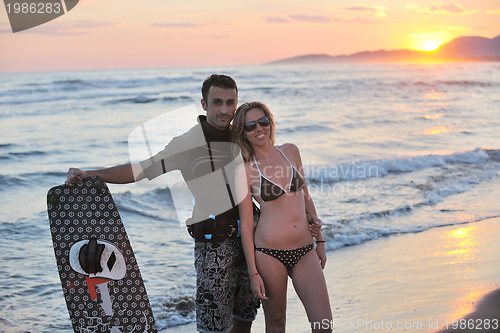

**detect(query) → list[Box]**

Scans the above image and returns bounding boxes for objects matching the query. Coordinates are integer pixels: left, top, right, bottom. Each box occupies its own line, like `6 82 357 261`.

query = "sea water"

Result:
0 63 499 331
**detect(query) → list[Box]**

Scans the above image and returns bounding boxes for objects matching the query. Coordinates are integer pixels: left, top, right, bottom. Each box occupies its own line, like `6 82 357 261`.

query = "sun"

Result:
424 41 439 52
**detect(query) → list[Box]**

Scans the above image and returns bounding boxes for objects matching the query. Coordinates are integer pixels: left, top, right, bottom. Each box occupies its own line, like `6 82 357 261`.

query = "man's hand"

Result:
307 213 322 237
65 167 87 186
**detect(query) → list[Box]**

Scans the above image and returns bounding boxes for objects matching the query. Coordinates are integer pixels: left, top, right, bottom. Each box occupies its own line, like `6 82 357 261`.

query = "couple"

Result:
65 74 332 333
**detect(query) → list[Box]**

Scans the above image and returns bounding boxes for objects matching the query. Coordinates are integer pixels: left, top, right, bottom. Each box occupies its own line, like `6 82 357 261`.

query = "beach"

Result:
166 217 500 332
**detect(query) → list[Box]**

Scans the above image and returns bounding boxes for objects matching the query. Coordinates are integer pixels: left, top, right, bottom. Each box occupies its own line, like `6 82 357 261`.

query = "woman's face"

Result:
243 107 270 146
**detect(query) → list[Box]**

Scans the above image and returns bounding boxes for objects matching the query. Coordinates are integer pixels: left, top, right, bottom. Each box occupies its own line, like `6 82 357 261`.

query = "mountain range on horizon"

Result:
266 35 500 65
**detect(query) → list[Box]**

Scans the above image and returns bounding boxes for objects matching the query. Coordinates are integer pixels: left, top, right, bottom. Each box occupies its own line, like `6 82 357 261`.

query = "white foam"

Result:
305 148 492 183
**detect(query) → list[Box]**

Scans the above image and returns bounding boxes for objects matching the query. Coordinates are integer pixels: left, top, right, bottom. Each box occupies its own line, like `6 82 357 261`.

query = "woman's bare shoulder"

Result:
279 143 300 157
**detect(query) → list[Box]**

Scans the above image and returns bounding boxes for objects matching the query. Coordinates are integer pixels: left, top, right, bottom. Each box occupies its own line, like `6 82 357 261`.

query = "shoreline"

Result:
164 216 500 332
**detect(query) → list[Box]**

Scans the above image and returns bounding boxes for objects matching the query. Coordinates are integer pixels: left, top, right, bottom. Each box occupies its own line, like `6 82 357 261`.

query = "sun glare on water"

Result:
424 41 439 52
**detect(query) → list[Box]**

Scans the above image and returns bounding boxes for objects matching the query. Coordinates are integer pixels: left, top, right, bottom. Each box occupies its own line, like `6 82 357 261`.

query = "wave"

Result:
322 214 500 251
162 96 192 102
113 189 178 222
8 150 46 156
51 76 196 90
151 295 196 330
319 159 498 226
107 95 159 104
106 95 193 105
305 148 495 183
0 76 197 105
306 148 500 252
0 174 27 188
0 92 195 107
413 80 496 88
280 124 336 133
0 171 66 189
246 87 277 92
0 150 53 161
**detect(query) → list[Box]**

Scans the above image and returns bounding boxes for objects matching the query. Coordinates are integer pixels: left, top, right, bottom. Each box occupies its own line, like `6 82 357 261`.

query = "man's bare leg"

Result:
229 318 252 333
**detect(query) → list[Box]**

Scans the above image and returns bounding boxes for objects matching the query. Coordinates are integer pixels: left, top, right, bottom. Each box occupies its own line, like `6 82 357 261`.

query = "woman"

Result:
232 102 332 333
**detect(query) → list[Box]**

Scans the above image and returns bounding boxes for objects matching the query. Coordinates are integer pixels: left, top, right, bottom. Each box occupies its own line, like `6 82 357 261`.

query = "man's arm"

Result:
65 122 205 186
65 162 146 186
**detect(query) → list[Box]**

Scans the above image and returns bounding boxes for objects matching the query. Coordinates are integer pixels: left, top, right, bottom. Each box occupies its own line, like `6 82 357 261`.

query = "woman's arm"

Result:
235 163 267 299
286 143 328 269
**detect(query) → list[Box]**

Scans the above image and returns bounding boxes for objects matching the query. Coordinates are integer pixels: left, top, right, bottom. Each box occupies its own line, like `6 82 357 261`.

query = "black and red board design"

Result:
47 176 157 333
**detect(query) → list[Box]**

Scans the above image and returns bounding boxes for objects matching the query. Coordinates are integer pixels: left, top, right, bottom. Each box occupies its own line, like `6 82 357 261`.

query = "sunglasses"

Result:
244 116 270 132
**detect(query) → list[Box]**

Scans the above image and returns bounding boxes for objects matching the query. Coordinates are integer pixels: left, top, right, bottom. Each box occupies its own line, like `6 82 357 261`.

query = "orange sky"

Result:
0 0 499 73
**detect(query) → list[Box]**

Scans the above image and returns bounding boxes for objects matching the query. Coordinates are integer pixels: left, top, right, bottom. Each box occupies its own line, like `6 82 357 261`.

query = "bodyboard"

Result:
47 176 157 333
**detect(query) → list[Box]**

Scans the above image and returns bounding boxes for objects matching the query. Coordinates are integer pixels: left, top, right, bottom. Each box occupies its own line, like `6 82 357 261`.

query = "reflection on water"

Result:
444 226 478 266
423 91 446 100
438 225 490 320
423 126 455 135
440 225 480 274
412 125 455 135
424 113 445 119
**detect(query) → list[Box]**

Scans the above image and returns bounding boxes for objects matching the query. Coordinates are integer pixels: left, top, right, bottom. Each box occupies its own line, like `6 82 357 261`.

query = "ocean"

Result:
0 62 499 331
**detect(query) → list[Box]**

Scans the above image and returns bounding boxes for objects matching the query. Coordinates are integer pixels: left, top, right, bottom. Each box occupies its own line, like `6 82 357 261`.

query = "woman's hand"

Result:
250 273 268 300
316 243 327 269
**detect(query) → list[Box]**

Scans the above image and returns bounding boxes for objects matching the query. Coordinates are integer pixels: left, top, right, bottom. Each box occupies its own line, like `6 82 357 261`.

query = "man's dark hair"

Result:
201 74 238 101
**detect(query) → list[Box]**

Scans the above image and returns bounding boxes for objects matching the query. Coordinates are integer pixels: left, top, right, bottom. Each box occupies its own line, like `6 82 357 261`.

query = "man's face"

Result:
201 86 237 131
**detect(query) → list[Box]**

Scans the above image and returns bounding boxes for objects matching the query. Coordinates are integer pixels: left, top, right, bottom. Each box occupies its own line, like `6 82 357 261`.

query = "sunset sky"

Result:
0 0 499 73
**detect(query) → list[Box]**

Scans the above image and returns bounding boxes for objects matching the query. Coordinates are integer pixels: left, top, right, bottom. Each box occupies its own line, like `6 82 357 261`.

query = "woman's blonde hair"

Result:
231 101 276 161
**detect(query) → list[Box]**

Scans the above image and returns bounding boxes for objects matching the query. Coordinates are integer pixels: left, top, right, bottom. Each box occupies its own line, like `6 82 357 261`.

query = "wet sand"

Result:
164 217 500 332
438 288 500 332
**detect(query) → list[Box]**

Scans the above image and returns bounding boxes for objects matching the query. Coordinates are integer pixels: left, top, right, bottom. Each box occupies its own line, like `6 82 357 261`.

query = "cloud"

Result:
331 4 386 17
265 12 389 25
151 21 229 28
408 31 451 39
69 20 118 29
406 3 475 15
288 14 331 23
432 25 469 31
1 20 116 35
473 25 498 30
265 16 292 23
486 9 500 14
333 17 388 25
151 23 204 28
212 35 230 39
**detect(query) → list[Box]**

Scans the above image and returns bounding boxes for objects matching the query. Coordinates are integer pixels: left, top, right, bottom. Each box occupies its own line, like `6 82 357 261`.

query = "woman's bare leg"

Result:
255 250 289 333
289 250 333 333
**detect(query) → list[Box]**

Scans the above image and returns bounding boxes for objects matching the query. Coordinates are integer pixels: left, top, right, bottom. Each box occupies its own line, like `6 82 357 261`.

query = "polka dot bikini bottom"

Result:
255 243 314 269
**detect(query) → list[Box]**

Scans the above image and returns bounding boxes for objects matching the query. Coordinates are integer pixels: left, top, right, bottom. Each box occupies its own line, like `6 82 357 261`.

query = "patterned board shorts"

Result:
195 238 260 333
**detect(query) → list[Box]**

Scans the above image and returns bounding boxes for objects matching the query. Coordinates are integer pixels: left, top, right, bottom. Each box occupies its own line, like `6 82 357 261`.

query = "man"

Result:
66 74 321 333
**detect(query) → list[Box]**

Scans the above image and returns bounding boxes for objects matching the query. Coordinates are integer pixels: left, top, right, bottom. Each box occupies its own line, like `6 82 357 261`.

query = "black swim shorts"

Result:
195 238 260 332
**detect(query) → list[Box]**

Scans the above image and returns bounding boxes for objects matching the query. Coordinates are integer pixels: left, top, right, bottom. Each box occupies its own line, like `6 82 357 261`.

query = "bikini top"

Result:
251 147 305 203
